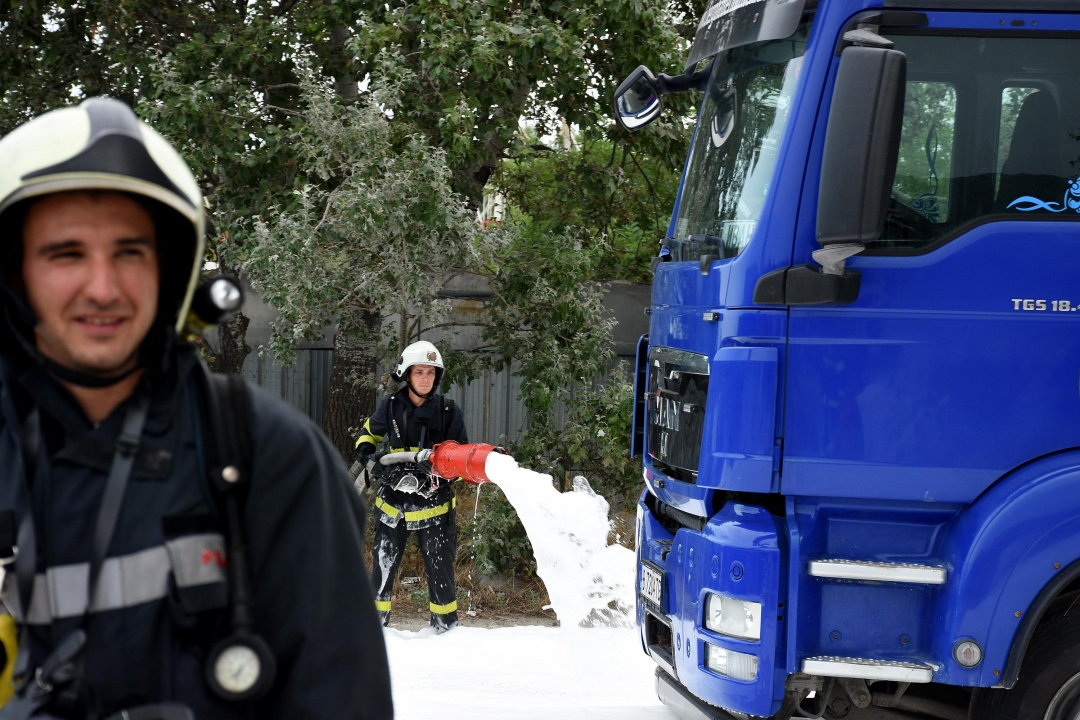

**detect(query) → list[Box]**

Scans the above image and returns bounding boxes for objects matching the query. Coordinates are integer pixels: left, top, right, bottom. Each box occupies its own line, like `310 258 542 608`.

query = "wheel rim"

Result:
1046 670 1080 719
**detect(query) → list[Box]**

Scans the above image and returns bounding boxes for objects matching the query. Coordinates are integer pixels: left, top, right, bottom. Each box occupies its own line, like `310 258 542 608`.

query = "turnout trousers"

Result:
371 508 458 630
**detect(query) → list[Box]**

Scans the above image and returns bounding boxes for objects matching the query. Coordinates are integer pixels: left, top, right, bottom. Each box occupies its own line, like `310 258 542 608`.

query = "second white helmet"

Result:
393 341 444 385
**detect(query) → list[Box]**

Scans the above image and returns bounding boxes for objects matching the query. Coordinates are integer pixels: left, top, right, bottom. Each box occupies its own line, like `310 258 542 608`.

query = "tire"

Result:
970 605 1080 719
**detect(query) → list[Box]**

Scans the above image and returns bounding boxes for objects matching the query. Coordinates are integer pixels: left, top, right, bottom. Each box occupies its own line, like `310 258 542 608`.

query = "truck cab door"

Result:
781 25 1080 503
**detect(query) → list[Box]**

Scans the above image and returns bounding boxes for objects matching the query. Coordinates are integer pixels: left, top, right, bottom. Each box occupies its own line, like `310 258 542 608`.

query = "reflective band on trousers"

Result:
4 533 226 624
375 600 392 612
375 496 456 523
430 600 457 614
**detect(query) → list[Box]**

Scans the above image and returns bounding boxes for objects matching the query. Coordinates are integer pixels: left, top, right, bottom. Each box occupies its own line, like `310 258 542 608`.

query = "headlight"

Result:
704 593 761 641
705 644 759 681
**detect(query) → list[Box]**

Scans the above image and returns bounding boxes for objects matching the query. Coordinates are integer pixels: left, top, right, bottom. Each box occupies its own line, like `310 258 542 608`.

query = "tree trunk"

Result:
213 311 252 375
330 24 357 104
324 4 357 104
194 311 252 375
322 314 380 461
320 15 369 459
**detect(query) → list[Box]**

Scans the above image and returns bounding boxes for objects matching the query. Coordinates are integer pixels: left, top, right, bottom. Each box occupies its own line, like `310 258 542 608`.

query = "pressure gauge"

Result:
206 633 276 701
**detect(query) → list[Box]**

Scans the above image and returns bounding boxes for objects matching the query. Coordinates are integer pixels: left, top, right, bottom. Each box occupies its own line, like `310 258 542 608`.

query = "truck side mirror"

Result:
817 46 906 249
614 66 664 131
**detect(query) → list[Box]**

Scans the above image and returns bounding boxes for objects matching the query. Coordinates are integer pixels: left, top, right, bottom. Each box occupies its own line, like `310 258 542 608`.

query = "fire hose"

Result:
377 441 506 485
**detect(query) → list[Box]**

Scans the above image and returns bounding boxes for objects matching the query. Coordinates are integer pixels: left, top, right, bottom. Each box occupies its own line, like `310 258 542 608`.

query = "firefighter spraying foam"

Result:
353 341 470 633
381 441 636 630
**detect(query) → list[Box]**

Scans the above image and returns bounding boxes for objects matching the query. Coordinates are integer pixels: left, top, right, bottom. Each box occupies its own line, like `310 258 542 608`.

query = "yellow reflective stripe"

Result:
376 497 456 523
374 497 399 518
354 432 382 449
354 420 383 449
0 614 15 706
375 600 392 612
403 497 456 523
430 599 457 614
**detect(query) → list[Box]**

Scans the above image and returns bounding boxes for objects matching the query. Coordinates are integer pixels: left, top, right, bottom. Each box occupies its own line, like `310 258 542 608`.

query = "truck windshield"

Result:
672 23 810 259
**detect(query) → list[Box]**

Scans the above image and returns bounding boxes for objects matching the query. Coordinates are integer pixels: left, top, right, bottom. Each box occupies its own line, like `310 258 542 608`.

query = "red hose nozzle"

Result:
427 441 506 484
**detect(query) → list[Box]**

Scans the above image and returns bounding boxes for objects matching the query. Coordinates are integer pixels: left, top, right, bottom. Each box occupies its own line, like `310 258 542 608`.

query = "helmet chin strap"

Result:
406 380 435 400
40 355 140 389
7 308 142 389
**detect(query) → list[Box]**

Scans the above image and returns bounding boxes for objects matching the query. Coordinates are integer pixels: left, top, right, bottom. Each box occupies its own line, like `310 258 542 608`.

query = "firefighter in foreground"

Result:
0 98 391 719
354 341 468 632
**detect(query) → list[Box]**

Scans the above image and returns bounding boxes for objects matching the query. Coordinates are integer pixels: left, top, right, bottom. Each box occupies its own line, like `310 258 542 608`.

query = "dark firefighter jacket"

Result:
0 346 393 719
355 387 468 530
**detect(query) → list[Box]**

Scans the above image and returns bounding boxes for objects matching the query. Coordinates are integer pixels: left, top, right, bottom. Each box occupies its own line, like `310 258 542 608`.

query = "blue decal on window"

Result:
914 124 941 222
1008 177 1080 213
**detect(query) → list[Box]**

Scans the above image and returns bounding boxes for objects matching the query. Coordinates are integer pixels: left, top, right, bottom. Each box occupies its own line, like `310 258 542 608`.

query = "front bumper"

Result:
656 667 748 720
638 497 787 718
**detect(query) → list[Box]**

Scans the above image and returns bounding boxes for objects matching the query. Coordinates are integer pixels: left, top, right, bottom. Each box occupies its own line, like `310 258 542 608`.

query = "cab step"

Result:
808 559 946 585
802 656 934 683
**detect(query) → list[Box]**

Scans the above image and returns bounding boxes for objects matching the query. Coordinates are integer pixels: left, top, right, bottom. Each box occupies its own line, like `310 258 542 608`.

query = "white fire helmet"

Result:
393 341 445 387
0 97 204 378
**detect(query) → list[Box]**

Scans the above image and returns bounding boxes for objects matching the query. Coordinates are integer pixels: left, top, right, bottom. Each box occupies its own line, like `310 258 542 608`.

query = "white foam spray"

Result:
480 453 636 628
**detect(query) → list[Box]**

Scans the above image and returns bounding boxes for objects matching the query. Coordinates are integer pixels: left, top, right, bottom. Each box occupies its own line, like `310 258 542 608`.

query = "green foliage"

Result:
513 368 640 514
463 484 537 579
0 2 356 238
352 0 696 206
241 75 504 364
494 134 681 283
481 219 615 426
558 371 641 513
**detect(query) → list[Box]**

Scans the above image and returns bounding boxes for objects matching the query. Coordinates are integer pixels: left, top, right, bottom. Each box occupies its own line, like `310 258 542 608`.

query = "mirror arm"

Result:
656 66 710 96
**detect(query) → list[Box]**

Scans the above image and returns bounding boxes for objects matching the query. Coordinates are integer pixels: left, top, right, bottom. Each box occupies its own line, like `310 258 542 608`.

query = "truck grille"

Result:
648 346 709 482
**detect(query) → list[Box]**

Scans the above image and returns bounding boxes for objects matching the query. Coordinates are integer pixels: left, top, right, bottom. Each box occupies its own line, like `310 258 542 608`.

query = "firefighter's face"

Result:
21 192 159 378
409 364 437 395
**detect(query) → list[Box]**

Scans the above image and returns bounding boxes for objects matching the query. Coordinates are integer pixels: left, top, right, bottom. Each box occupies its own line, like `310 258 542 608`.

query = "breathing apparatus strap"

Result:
89 391 150 603
196 369 254 623
387 396 404 451
196 365 275 697
388 394 445 452
6 388 150 716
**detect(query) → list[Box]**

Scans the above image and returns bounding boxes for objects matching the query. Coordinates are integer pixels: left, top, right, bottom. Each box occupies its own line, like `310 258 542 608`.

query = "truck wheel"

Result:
970 608 1080 719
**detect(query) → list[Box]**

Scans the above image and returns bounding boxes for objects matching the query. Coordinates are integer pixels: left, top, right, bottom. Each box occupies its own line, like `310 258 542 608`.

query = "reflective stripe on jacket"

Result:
374 496 457 525
6 533 226 624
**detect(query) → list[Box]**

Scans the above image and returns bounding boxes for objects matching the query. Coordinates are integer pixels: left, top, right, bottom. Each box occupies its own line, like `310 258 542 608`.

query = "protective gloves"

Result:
351 460 368 493
368 451 390 478
352 451 389 492
354 453 393 492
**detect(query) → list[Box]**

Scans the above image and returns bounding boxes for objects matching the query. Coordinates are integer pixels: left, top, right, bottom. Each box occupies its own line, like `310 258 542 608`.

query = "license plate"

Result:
640 562 663 608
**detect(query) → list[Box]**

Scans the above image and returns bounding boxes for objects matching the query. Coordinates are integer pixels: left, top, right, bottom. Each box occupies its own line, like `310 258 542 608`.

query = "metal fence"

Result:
240 348 334 428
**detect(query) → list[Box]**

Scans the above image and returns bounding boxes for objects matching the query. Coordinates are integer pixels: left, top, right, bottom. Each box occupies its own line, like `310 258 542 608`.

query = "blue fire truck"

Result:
615 1 1080 718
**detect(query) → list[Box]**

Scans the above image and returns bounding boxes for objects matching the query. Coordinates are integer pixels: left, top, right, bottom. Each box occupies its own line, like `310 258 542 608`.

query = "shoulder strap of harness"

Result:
196 366 252 491
193 365 277 700
441 397 456 440
386 393 405 451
